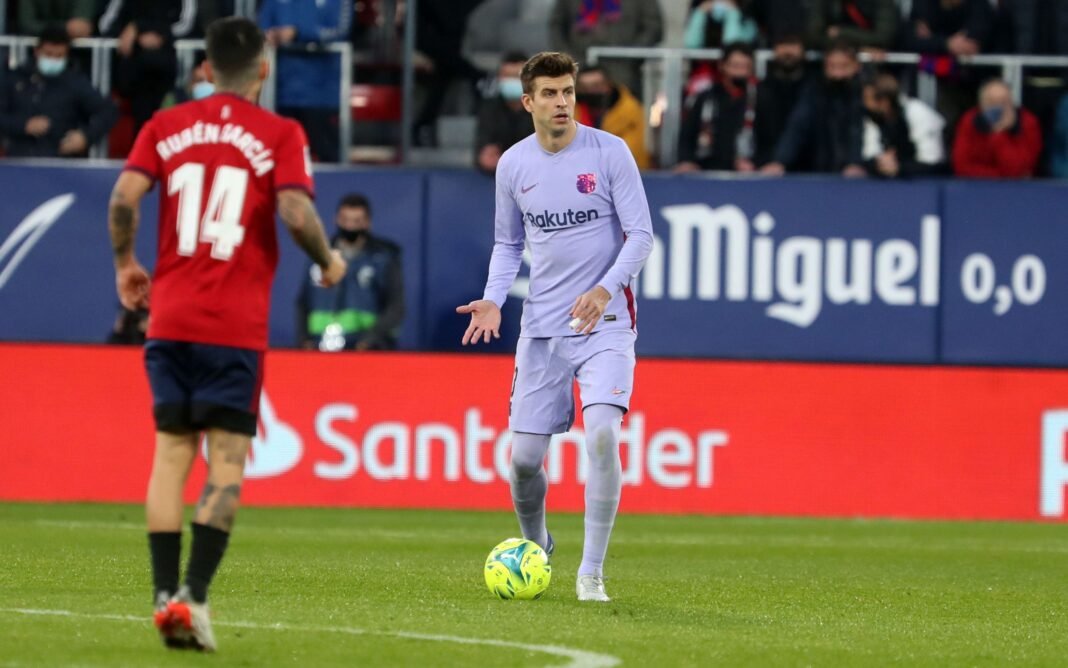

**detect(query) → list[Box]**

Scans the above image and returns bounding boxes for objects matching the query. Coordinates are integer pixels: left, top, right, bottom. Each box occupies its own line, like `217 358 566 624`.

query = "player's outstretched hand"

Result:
320 250 348 288
456 299 501 345
116 260 151 310
569 285 611 335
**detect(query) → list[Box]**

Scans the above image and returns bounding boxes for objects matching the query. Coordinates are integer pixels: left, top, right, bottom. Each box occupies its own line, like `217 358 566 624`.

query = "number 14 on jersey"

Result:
169 162 249 261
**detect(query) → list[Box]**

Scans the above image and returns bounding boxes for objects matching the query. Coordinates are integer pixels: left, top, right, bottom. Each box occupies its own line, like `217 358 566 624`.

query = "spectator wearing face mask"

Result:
762 41 866 177
953 78 1042 178
0 25 116 157
862 70 946 176
753 33 810 168
574 65 650 168
297 193 406 352
161 55 214 109
475 52 532 174
682 0 757 98
675 43 757 173
860 72 919 178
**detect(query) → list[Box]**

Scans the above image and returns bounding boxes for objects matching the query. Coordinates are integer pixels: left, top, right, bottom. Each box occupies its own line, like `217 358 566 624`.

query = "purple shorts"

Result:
509 329 636 435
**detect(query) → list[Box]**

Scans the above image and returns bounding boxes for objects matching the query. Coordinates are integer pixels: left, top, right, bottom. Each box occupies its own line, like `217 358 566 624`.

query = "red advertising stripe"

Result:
1 344 1066 521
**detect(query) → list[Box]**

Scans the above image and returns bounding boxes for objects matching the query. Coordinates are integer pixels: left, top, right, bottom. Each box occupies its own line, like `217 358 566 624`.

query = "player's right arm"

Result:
109 170 153 310
277 189 346 287
456 150 525 345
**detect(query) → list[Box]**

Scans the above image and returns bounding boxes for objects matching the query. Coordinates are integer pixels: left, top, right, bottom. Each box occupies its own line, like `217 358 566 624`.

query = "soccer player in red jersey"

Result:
107 17 346 652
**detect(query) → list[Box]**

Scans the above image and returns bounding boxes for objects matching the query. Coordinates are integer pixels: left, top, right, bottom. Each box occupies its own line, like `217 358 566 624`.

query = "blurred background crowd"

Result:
0 0 1066 179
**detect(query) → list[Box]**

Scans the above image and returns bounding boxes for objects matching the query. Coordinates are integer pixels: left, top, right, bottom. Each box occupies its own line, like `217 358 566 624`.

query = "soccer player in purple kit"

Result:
457 52 653 602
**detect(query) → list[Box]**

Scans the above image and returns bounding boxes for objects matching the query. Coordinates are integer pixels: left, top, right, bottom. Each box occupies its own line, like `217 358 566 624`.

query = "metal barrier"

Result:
0 35 352 162
587 46 1068 168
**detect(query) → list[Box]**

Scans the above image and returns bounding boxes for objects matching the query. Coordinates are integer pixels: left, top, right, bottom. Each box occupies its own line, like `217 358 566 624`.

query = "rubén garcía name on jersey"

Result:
482 123 654 338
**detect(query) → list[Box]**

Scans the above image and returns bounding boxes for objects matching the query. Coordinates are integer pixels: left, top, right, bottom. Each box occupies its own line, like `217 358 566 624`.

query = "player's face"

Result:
336 206 370 232
523 75 575 137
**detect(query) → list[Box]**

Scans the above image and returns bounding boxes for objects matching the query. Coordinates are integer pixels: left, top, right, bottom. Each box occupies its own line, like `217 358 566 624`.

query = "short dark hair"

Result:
38 25 71 48
721 42 755 64
338 193 371 217
205 17 264 86
577 64 610 82
824 39 858 60
501 51 528 66
773 33 805 48
521 51 579 95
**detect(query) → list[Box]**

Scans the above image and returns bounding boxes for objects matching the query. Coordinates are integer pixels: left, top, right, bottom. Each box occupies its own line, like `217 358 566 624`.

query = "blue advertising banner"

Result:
424 172 941 362
0 163 154 344
0 162 1064 365
632 176 941 361
0 164 424 349
940 181 1068 366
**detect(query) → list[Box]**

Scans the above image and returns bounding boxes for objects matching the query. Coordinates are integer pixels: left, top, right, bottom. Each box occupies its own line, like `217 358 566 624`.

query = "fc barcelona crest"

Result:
576 173 596 194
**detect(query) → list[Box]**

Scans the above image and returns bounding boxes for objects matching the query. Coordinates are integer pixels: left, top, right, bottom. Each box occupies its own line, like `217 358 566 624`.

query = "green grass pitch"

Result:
1 502 1067 666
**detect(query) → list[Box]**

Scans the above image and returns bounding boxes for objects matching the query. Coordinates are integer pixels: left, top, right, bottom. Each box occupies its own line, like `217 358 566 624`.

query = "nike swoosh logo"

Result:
521 184 538 194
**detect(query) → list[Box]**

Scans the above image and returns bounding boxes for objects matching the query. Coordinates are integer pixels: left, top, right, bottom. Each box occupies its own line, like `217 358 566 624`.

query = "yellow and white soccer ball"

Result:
484 538 551 600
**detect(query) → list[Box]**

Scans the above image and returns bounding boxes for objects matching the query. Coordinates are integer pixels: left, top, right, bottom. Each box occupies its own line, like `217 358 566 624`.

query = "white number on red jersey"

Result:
168 163 249 260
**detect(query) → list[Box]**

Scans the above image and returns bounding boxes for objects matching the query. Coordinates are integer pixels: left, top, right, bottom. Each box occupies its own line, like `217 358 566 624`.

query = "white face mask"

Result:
499 77 523 101
192 81 215 100
37 56 67 77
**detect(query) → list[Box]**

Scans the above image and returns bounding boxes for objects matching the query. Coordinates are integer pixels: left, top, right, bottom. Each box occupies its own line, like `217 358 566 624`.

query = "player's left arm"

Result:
109 170 153 310
571 141 655 334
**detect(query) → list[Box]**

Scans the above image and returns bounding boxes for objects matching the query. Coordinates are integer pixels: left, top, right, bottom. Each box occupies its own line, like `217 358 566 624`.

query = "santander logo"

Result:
240 389 729 491
247 391 303 478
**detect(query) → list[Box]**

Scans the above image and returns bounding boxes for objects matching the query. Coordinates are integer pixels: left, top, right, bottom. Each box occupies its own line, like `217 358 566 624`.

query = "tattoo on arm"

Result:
108 189 138 262
279 193 332 267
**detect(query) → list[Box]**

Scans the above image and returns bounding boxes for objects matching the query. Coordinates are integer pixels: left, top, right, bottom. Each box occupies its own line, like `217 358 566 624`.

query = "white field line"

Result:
0 607 621 668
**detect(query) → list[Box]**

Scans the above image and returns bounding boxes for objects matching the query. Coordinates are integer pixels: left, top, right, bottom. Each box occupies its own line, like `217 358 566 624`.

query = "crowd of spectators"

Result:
0 0 1066 178
656 0 1066 178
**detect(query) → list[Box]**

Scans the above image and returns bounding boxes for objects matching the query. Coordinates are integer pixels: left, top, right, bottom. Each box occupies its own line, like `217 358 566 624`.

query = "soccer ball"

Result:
484 538 552 600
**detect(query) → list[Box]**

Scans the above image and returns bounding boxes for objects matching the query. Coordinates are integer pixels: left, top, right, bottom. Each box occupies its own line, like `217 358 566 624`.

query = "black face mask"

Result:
577 92 610 109
772 59 803 78
730 77 749 89
826 78 852 95
338 229 367 243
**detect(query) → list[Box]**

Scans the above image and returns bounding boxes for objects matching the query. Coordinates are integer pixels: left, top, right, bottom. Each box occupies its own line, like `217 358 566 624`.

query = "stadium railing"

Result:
587 46 1068 169
0 35 352 162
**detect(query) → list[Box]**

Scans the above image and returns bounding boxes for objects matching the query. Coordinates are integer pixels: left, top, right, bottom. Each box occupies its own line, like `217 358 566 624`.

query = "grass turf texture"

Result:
1 503 1067 667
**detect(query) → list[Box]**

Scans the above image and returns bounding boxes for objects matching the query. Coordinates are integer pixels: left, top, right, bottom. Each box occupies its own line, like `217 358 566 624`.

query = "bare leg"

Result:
183 428 250 605
194 429 250 531
146 431 198 532
146 431 197 606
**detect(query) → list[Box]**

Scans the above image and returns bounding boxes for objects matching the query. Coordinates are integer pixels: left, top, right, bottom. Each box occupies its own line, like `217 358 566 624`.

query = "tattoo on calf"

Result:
196 482 242 531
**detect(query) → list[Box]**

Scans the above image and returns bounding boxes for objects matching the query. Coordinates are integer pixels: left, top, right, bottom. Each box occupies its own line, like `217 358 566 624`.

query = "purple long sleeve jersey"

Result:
482 123 655 338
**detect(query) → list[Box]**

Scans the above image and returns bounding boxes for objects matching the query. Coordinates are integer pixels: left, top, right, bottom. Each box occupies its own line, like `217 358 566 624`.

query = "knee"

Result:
510 452 544 480
585 423 620 467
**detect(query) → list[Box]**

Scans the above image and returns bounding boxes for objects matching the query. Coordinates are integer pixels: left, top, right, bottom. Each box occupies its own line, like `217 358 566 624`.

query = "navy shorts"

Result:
144 339 264 436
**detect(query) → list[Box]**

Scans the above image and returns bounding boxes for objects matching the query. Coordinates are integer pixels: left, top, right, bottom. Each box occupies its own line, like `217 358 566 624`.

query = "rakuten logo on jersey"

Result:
252 392 728 490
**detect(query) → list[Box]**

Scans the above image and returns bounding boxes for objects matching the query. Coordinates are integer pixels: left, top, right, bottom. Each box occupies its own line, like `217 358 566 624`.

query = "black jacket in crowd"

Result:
0 63 117 157
1007 0 1068 55
753 65 810 167
903 0 994 52
773 77 865 173
474 95 532 171
678 82 751 170
806 0 899 49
